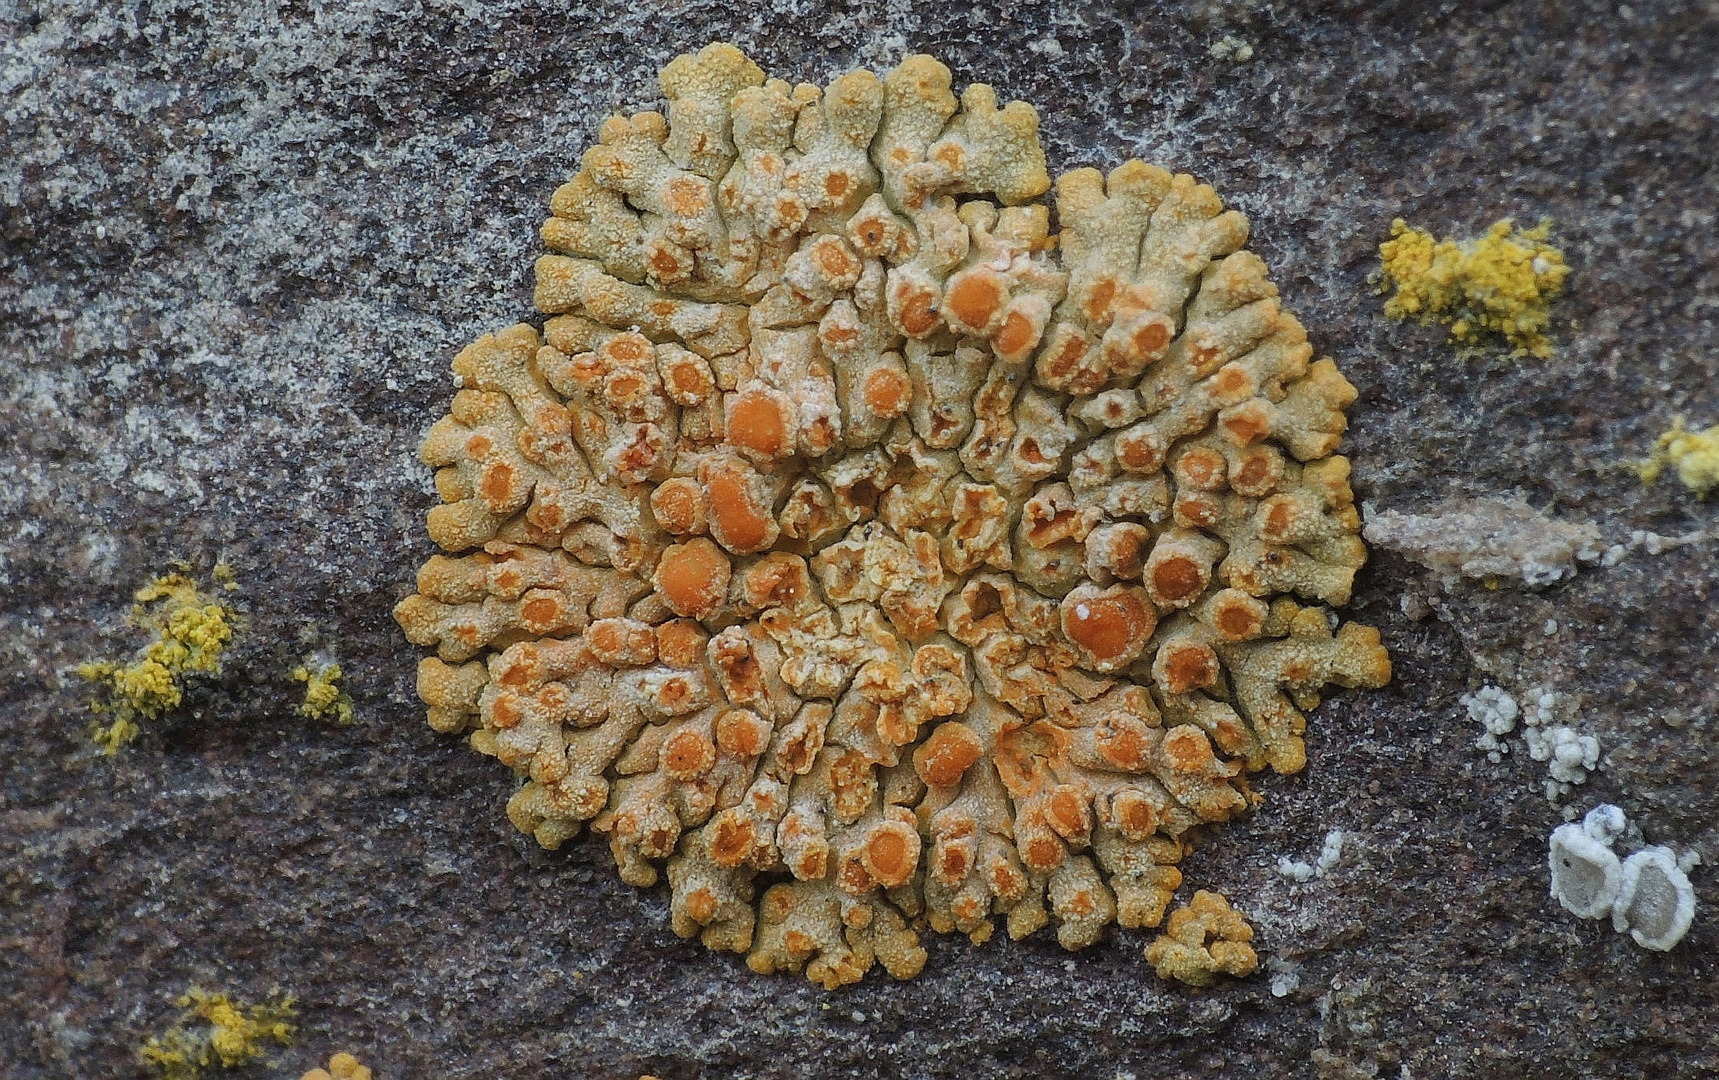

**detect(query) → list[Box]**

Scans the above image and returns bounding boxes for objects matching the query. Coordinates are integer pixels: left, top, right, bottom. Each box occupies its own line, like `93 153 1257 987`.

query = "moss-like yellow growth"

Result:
294 662 355 725
1638 417 1719 498
139 988 296 1080
300 1052 372 1080
1378 217 1569 358
77 570 237 753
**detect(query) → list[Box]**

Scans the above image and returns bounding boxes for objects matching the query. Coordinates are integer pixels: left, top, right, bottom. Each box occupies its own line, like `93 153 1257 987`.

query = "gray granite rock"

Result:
3 2 1716 1077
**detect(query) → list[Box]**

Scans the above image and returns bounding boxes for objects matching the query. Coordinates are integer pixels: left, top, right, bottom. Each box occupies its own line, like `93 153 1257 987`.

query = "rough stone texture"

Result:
3 2 1716 1078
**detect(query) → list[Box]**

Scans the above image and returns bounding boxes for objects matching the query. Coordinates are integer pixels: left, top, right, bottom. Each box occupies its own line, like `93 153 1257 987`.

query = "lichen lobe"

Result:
394 42 1389 986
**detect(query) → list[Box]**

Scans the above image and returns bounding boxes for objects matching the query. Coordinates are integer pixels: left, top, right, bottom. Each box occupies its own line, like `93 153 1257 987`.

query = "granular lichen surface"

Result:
1639 417 1719 498
138 987 296 1080
1377 217 1568 358
4 3 1718 1078
395 43 1389 986
76 570 237 754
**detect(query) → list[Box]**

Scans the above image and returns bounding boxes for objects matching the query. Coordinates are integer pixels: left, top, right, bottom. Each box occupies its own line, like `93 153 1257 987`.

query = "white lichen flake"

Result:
1317 828 1345 875
1535 726 1600 787
1550 804 1697 951
1464 682 1599 801
1462 683 1518 760
1276 828 1346 882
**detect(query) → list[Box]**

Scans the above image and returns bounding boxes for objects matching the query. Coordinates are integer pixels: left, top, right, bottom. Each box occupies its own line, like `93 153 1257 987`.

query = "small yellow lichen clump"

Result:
1378 217 1569 358
77 569 237 753
294 662 356 724
396 42 1390 987
1143 888 1257 986
139 988 296 1080
299 1052 373 1080
1638 417 1719 498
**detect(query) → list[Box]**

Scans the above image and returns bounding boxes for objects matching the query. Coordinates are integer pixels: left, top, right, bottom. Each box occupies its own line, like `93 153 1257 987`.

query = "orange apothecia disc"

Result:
395 43 1391 988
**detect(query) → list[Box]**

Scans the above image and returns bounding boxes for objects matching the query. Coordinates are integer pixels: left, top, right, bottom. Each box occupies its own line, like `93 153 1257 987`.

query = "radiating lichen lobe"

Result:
394 42 1391 987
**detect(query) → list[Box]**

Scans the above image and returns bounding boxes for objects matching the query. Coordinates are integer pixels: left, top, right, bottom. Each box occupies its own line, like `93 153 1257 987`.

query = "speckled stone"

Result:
3 3 1716 1078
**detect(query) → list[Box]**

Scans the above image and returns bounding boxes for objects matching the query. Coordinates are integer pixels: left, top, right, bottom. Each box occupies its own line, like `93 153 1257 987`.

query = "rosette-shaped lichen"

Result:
395 43 1390 987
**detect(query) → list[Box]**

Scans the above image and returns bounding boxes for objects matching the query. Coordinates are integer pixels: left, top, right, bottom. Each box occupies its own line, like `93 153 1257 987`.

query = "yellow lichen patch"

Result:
1638 416 1719 498
139 987 295 1080
1143 889 1258 986
77 570 237 753
299 1052 373 1080
397 42 1389 987
1378 217 1569 358
294 661 356 725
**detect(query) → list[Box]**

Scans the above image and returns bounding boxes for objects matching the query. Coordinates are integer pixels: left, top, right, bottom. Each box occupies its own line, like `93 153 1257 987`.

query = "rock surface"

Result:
3 2 1715 1078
